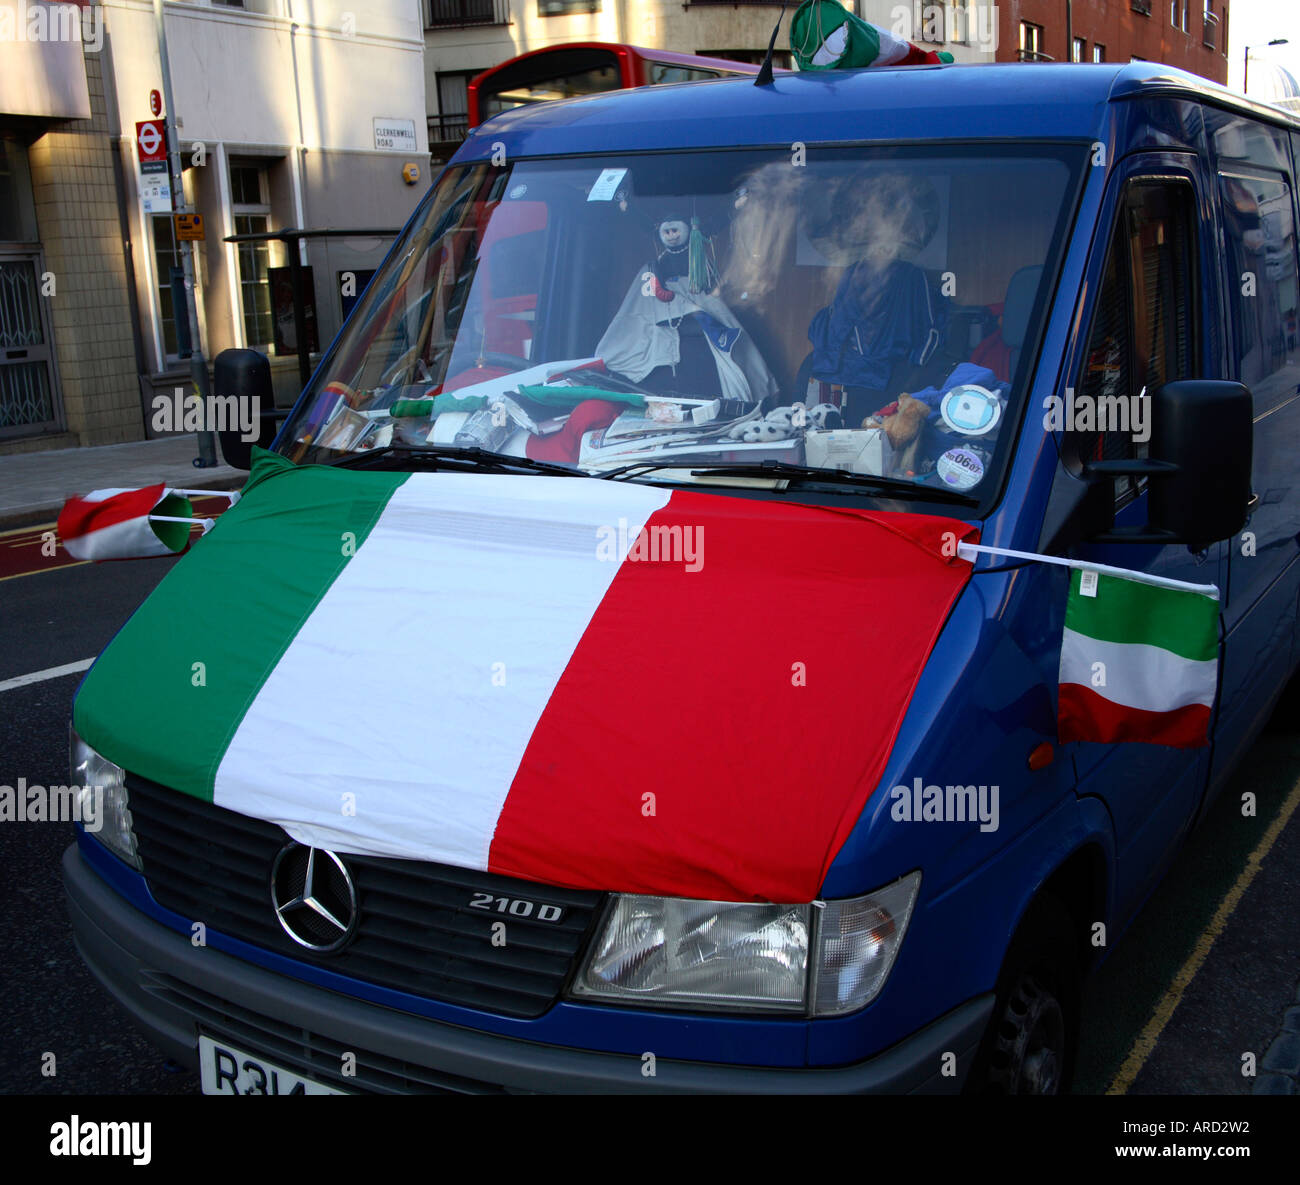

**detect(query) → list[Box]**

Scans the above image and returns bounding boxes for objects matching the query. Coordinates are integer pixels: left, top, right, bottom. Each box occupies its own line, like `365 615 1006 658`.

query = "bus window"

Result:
480 62 621 120
469 45 768 127
647 64 722 85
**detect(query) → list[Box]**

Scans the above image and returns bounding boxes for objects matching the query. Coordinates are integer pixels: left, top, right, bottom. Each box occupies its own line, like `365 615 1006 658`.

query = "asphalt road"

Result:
1 555 198 1093
1 543 1297 1094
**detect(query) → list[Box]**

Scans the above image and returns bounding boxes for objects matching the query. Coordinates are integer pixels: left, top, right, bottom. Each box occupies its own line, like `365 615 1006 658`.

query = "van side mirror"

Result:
1084 380 1254 547
214 349 280 471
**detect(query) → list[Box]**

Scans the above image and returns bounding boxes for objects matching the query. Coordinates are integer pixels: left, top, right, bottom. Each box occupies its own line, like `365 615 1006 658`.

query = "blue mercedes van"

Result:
64 63 1297 1093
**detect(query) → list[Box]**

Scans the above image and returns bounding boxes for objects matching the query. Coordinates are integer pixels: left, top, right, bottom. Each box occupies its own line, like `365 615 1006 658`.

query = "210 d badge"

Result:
467 891 565 923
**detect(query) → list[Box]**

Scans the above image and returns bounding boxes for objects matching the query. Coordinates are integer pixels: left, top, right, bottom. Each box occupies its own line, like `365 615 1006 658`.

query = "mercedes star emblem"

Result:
270 843 359 953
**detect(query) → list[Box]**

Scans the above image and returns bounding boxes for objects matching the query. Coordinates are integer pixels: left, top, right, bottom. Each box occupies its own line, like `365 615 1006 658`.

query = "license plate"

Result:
199 1035 347 1095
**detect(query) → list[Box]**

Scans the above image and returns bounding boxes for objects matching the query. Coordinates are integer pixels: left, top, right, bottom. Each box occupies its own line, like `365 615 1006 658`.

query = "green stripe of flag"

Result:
73 450 407 801
1064 568 1218 663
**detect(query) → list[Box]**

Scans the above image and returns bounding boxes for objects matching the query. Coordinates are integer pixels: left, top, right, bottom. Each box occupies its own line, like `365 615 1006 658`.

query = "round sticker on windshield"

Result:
509 184 528 199
937 447 985 490
940 385 1001 436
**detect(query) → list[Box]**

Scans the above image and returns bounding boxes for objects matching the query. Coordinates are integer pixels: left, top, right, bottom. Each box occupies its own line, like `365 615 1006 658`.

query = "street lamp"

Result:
1244 38 1289 96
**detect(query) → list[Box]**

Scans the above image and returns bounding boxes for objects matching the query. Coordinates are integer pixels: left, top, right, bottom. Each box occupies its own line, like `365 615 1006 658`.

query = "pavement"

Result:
0 437 245 531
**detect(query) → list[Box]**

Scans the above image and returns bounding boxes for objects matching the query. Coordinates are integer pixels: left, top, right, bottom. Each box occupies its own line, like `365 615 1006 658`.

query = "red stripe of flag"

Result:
1058 682 1211 749
488 493 977 903
57 485 166 545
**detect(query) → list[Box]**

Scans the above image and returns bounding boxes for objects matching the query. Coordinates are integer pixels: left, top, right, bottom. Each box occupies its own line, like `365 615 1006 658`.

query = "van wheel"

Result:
968 895 1079 1095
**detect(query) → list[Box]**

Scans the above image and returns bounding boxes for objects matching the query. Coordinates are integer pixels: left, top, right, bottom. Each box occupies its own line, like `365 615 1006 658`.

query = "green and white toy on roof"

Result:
790 0 955 71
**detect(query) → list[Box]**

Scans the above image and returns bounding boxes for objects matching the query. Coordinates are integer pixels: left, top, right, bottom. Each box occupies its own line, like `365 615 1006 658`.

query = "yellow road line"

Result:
0 559 87 584
1107 774 1300 1094
0 520 55 540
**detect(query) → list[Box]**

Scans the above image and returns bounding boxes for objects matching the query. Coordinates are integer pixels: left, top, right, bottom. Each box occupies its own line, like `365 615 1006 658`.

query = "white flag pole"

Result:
169 489 241 505
149 515 216 536
957 541 1220 597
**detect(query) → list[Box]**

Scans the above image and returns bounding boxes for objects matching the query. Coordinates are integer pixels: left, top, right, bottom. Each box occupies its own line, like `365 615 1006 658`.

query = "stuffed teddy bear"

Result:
866 392 929 449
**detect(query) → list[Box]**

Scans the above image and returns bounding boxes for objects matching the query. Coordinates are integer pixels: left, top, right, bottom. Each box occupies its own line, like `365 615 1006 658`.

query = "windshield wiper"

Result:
330 445 583 479
597 458 980 505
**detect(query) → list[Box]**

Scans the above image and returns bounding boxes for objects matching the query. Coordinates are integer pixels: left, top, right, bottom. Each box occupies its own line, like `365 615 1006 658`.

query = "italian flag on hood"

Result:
73 450 977 902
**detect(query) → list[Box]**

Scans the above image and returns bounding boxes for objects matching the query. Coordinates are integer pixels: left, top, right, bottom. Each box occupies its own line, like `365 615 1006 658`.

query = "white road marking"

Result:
0 659 94 693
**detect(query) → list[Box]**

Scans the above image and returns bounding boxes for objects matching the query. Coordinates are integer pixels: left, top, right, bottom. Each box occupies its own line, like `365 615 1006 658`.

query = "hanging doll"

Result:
596 214 777 404
650 216 718 297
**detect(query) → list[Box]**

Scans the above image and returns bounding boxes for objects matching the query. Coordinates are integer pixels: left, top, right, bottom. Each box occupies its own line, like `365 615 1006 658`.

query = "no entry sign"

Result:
136 120 167 174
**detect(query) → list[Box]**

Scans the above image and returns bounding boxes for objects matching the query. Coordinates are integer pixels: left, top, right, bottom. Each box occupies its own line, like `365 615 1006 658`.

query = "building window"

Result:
1072 37 1085 62
426 0 508 28
1094 43 1106 63
538 0 599 14
0 137 38 242
151 214 183 360
946 2 969 44
432 71 475 145
230 162 274 350
1171 0 1189 31
913 1 944 43
1203 3 1220 52
1019 21 1046 61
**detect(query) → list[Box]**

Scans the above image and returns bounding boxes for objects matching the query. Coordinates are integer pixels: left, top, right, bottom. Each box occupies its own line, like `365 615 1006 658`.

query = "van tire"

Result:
966 894 1080 1095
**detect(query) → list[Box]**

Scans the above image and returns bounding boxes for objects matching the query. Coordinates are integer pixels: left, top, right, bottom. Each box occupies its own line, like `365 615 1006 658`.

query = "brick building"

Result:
998 0 1230 82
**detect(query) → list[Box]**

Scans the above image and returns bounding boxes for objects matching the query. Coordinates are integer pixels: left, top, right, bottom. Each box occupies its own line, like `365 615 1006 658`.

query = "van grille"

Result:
125 774 604 1019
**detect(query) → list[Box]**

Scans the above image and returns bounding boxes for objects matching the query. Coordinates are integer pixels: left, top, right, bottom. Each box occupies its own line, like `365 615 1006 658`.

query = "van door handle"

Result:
1246 492 1260 514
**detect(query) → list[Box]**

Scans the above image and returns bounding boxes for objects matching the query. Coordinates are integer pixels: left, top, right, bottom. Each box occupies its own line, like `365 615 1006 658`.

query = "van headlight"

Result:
69 726 140 870
569 872 920 1016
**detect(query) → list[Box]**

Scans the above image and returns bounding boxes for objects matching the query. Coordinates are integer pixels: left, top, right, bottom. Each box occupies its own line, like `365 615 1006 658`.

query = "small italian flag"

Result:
1058 568 1220 749
790 0 954 71
57 485 195 562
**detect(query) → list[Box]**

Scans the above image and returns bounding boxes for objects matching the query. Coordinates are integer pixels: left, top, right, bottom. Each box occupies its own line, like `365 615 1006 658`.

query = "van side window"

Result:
1070 181 1197 505
1218 170 1300 413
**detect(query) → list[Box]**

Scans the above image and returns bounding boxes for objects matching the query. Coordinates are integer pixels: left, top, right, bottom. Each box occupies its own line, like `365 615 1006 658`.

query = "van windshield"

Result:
280 145 1082 505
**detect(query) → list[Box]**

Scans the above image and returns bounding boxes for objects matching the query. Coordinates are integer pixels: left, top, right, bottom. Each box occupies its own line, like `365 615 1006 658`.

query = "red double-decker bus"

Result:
467 43 771 128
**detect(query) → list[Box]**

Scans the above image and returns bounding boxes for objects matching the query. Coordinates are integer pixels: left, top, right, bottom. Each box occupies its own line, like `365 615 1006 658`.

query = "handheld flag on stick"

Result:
58 486 239 561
